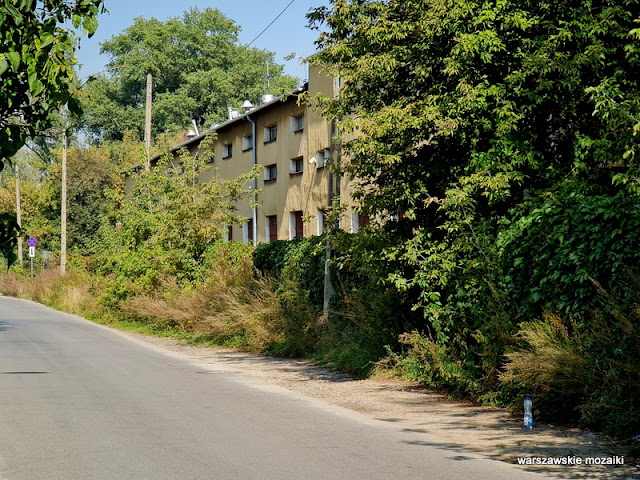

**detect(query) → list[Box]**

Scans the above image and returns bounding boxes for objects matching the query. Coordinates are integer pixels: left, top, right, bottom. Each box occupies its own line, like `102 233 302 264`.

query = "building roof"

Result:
139 83 309 168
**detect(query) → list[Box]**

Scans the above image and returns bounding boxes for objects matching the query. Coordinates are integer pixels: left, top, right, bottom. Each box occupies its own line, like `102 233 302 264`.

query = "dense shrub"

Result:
252 239 302 279
500 192 640 320
501 292 640 437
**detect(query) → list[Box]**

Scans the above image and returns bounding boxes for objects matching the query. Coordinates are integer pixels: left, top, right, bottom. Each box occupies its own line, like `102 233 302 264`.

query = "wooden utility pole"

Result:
144 74 152 170
15 164 23 264
60 130 67 275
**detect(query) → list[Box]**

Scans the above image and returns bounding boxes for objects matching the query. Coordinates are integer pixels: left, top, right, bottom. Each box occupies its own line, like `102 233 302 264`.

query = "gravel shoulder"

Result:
113 328 638 480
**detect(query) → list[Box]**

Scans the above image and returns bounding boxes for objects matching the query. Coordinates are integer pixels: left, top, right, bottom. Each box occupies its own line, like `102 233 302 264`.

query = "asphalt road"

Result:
0 296 542 480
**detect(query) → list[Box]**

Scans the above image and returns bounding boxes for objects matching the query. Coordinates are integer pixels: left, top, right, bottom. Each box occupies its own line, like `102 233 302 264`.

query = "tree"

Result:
0 0 104 265
82 7 299 142
0 0 105 167
307 0 640 389
92 134 261 288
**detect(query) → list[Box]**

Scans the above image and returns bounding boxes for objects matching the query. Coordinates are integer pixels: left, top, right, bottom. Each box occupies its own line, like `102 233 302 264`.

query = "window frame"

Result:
222 143 233 159
290 156 304 175
266 215 278 243
290 210 304 239
290 114 304 133
263 124 277 143
242 134 253 151
264 164 277 183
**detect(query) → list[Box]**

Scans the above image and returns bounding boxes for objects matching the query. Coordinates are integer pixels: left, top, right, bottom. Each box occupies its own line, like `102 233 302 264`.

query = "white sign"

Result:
28 246 36 258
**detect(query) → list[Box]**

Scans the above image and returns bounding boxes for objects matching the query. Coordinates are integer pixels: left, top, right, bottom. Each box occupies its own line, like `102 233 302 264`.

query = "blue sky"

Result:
75 0 328 81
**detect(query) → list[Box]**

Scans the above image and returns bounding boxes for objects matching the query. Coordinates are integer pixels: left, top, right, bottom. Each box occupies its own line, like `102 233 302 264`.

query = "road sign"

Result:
29 246 36 258
27 237 37 247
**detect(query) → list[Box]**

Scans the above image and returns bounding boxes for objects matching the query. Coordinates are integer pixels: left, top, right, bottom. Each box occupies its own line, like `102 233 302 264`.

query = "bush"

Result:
501 283 640 437
500 191 640 320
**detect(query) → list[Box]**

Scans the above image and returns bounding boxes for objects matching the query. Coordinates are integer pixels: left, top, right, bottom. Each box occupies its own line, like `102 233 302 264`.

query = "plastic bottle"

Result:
523 396 533 430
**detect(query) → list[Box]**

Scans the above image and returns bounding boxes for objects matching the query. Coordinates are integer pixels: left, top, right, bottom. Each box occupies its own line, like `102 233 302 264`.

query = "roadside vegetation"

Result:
2 1 640 441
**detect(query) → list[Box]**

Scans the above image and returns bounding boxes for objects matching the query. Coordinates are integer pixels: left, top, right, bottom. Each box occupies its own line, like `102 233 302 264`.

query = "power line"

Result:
245 0 296 48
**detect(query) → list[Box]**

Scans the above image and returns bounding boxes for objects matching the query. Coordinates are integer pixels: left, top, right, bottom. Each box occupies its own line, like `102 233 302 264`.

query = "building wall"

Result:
135 65 364 245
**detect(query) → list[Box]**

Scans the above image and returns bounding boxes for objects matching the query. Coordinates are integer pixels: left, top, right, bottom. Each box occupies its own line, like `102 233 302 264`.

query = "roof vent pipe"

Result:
242 99 253 112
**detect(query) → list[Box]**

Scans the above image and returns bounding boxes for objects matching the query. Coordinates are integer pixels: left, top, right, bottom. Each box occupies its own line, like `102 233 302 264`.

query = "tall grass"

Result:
500 290 640 436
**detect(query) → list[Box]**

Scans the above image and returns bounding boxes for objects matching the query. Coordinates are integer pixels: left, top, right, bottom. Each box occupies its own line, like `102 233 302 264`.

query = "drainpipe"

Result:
246 115 258 246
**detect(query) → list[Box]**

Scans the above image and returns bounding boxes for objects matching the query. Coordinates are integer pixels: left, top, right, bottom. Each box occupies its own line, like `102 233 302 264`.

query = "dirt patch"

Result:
117 329 638 479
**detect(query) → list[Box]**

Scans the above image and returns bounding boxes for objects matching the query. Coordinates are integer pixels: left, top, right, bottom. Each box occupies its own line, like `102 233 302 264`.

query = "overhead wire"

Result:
245 0 297 48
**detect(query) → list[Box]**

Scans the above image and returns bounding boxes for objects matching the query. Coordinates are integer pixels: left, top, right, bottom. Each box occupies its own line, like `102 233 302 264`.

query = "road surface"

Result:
0 296 542 480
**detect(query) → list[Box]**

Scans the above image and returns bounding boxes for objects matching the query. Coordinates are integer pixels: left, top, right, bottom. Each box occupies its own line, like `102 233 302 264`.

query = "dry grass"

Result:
0 271 28 297
0 268 98 316
118 265 294 352
500 313 590 398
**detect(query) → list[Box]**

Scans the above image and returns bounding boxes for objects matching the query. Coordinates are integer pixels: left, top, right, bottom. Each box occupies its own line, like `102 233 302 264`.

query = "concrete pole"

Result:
60 130 67 275
15 164 23 264
145 74 152 170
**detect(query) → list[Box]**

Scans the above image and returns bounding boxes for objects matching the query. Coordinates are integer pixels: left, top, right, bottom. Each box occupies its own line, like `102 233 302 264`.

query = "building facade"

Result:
131 65 368 245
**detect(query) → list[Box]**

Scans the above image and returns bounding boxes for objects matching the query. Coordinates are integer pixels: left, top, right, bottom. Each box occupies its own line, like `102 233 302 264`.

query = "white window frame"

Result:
242 134 253 151
264 164 277 181
264 217 271 243
290 114 304 132
242 222 249 243
316 148 330 168
350 207 359 234
263 124 277 143
289 211 303 240
222 143 232 159
290 157 303 174
317 209 325 236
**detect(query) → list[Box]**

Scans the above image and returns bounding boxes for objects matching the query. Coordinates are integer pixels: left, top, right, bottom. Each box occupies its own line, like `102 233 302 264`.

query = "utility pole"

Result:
60 130 67 275
144 74 152 170
323 121 340 317
15 164 22 264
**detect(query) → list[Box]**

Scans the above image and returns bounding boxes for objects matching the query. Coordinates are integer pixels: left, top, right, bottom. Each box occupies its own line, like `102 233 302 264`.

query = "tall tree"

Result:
82 7 299 142
307 0 640 387
0 0 104 264
0 0 104 166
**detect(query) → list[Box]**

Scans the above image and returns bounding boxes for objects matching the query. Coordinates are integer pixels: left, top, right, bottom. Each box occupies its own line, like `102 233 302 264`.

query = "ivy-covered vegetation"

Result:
305 0 640 436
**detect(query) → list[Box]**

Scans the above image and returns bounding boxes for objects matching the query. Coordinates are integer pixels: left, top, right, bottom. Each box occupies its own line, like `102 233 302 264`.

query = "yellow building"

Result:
136 65 368 245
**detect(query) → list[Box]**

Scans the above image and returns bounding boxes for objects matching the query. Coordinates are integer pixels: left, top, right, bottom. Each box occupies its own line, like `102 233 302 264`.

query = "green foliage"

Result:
0 0 104 255
81 7 299 141
91 134 260 304
254 230 417 375
501 298 640 437
0 212 21 267
0 0 105 165
308 0 640 412
252 239 302 279
500 190 640 319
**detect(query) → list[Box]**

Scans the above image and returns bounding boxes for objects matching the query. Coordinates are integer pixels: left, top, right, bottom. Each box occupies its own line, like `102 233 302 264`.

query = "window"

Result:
290 114 304 132
290 157 303 174
222 143 232 159
242 134 253 151
350 209 369 233
243 219 254 244
266 215 278 243
264 124 277 143
317 209 327 235
264 164 277 182
315 148 330 168
350 208 359 233
227 225 233 241
290 211 304 239
334 76 342 98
